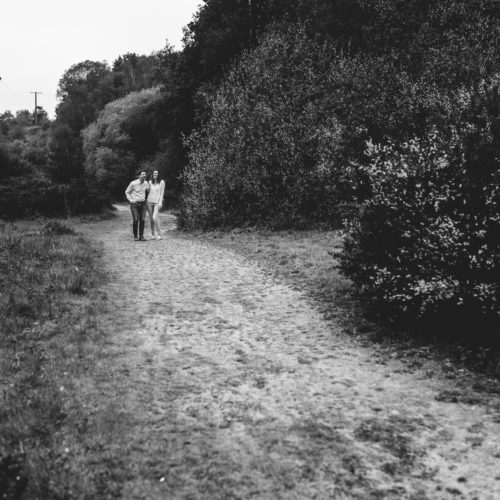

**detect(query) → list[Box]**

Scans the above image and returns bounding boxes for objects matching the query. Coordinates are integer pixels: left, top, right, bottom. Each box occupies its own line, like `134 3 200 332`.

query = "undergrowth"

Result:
0 219 107 499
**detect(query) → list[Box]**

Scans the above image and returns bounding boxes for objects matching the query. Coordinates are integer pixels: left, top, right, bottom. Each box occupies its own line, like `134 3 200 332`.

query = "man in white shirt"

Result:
125 170 149 241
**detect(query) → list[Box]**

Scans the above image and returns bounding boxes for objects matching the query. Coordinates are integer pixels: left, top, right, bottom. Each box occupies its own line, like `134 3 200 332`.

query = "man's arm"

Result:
125 181 135 203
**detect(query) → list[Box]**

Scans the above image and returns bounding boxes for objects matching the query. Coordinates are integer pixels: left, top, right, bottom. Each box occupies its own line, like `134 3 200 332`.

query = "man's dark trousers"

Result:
130 202 147 239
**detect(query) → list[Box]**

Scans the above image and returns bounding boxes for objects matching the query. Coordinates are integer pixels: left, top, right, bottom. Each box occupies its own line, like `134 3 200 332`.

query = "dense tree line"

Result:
0 51 169 217
2 0 500 341
82 88 170 200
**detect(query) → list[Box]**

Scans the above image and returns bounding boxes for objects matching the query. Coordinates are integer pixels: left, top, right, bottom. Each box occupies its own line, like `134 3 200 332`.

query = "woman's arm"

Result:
159 180 165 207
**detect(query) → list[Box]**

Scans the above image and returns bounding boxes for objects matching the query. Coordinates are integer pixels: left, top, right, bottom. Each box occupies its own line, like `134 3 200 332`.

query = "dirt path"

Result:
76 207 500 499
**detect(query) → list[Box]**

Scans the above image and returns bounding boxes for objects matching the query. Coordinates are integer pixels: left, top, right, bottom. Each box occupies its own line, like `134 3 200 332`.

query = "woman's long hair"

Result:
150 171 162 185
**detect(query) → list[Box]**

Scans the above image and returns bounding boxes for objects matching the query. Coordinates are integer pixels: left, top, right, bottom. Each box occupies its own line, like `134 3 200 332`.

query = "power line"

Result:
0 75 29 112
0 98 17 112
4 81 23 103
0 88 18 110
1 77 25 105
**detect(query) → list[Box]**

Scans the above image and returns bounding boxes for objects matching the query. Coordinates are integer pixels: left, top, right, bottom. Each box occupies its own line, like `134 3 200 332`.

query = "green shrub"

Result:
180 22 483 229
42 220 75 235
181 27 350 229
341 93 500 343
0 173 109 219
0 176 67 218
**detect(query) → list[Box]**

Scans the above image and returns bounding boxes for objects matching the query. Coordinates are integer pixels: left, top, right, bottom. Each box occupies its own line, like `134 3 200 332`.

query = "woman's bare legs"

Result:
146 202 155 238
153 203 162 239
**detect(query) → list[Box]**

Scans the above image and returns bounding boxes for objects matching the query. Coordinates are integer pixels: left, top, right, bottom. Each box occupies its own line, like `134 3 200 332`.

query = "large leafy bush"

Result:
0 176 67 218
341 81 500 342
181 28 349 228
180 19 485 229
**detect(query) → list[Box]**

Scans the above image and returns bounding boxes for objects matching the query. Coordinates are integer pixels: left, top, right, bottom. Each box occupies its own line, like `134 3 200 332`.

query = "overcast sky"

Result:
0 0 202 118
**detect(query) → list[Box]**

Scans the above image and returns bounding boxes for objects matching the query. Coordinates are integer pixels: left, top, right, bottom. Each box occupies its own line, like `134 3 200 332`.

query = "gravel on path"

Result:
76 206 500 500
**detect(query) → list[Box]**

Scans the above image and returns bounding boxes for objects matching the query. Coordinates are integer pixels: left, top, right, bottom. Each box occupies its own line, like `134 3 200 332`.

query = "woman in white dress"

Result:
146 170 165 240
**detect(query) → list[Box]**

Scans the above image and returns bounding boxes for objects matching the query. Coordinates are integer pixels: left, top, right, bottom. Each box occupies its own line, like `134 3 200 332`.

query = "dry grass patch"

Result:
0 219 108 499
193 227 347 306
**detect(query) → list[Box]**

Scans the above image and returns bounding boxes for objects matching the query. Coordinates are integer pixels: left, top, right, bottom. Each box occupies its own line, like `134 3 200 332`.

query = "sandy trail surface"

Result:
77 207 500 499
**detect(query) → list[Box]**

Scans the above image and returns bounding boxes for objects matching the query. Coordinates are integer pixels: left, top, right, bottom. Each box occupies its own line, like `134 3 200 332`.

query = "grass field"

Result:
0 219 108 499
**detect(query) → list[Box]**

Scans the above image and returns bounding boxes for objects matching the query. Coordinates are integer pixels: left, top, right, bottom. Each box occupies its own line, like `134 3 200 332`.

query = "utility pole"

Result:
30 91 42 125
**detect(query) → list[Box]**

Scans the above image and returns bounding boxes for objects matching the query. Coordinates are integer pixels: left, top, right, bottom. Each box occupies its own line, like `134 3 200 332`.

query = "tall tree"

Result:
112 52 163 96
55 60 116 134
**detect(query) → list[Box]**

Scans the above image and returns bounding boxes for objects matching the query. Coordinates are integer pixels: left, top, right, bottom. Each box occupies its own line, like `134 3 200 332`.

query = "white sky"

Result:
0 0 203 118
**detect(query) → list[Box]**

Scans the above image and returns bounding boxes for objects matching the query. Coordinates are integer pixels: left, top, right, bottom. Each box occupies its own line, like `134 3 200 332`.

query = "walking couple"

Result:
125 170 165 241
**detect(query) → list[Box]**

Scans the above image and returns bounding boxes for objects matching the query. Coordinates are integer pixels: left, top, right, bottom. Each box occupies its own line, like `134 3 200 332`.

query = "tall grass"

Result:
0 220 107 499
